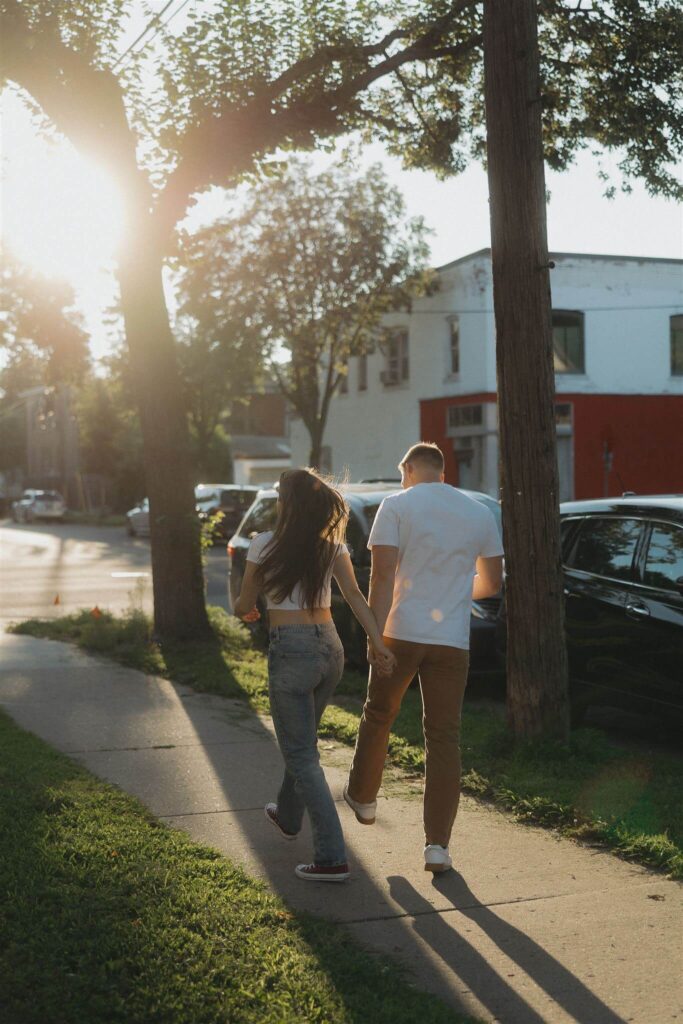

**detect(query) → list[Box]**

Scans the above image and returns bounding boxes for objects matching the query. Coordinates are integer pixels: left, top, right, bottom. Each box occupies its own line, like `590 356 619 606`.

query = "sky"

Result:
1 3 682 364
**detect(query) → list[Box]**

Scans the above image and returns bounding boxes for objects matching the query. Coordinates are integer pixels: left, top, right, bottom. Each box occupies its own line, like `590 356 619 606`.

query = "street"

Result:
0 520 230 625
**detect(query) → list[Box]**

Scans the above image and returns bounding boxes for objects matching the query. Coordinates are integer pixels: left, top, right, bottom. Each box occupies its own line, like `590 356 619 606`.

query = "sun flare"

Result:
2 94 125 283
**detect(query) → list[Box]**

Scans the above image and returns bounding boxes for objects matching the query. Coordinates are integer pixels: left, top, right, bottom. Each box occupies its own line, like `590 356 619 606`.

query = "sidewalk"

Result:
1 629 680 1024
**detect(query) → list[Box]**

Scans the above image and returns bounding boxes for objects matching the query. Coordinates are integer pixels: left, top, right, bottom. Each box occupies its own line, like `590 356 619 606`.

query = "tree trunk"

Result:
483 0 569 740
118 232 211 640
308 423 324 471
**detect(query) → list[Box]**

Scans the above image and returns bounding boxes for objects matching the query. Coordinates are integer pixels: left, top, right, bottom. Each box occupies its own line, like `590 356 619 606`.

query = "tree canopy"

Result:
174 154 431 465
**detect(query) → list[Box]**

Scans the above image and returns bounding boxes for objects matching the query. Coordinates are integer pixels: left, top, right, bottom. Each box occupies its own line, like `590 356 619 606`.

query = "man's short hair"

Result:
399 442 445 472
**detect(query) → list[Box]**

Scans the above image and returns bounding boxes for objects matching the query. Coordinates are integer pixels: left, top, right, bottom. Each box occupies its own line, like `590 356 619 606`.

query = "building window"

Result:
553 310 585 374
447 404 483 431
671 314 683 376
448 318 460 375
380 328 409 387
358 353 368 391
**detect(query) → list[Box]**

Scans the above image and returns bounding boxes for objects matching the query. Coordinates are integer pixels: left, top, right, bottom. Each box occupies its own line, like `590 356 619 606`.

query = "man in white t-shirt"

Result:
343 442 504 872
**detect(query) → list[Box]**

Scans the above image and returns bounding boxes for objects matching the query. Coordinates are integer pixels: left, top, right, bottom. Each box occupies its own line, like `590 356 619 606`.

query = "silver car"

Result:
12 489 66 523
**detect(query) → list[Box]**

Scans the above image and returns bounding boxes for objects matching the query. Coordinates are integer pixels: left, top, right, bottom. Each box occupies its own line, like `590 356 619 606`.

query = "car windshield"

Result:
195 488 218 504
42 491 62 501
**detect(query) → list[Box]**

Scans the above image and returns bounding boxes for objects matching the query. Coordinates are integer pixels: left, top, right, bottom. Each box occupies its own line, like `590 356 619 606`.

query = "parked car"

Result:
126 498 150 537
496 495 683 726
195 484 260 542
11 489 66 523
227 483 503 672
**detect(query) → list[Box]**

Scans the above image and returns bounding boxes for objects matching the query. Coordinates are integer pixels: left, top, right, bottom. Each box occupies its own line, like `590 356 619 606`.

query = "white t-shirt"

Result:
367 483 503 649
246 531 348 610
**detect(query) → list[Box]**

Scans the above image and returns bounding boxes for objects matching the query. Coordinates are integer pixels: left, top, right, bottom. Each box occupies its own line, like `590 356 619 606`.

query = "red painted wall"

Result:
420 393 683 498
567 394 683 498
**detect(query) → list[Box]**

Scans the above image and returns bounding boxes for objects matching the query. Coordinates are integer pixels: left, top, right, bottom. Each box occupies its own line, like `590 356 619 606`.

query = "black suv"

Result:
498 495 683 724
227 484 503 672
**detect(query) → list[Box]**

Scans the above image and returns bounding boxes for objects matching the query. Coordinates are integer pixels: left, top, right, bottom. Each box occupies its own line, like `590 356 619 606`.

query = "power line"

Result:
112 0 192 71
112 0 178 70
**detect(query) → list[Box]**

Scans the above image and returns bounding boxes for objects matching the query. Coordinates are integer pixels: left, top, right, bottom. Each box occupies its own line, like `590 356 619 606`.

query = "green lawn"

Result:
0 711 475 1024
10 606 683 879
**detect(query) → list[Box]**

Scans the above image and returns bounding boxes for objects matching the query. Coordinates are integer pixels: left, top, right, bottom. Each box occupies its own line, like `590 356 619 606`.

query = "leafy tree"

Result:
0 249 90 384
175 155 431 468
0 249 89 477
2 0 679 643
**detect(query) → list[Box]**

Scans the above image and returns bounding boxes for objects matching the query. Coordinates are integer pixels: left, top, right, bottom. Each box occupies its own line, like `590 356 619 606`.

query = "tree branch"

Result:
152 1 481 241
1 0 143 200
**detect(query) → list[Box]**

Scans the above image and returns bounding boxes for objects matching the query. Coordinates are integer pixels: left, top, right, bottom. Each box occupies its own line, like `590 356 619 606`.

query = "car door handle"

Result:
625 603 650 619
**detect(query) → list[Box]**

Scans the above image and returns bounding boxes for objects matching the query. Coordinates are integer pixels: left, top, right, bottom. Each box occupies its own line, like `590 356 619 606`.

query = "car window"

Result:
220 490 256 511
566 517 641 581
43 491 62 501
240 497 277 537
196 490 218 504
643 523 683 593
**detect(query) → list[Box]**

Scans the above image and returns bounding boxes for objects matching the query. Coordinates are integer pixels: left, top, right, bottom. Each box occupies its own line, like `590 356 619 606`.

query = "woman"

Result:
233 469 395 883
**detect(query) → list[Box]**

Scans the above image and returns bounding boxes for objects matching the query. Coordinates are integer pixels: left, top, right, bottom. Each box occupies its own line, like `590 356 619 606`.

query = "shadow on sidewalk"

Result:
388 873 628 1024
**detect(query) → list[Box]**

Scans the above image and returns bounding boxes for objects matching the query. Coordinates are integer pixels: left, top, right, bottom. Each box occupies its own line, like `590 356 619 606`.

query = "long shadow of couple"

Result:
386 870 627 1024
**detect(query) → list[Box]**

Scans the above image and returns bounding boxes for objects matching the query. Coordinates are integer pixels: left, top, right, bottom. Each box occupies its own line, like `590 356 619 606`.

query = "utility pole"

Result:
483 0 569 740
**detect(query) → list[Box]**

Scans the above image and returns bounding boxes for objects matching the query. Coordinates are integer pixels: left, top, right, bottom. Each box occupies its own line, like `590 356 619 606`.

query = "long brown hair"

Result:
258 469 348 608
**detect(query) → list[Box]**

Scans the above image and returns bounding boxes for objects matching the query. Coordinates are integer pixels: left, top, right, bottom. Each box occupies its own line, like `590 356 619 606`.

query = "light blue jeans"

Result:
268 622 346 866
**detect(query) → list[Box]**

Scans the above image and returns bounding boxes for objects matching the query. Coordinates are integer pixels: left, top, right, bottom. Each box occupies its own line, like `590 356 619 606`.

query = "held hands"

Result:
239 606 261 623
367 640 396 676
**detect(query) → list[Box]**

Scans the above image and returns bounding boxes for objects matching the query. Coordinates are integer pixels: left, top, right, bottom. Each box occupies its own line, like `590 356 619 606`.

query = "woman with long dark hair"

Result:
233 469 394 882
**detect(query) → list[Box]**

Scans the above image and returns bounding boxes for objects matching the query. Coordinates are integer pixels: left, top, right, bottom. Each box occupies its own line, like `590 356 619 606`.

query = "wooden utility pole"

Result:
483 0 569 740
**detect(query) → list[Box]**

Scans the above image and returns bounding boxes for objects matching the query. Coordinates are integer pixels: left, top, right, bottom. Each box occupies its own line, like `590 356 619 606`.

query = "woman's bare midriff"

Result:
267 607 333 627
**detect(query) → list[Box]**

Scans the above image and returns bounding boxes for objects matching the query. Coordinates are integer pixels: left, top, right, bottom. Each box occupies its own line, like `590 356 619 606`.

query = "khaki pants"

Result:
348 638 469 847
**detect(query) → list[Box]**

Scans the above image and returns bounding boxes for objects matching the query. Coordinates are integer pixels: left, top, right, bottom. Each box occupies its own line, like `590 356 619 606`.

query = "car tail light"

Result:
227 544 235 559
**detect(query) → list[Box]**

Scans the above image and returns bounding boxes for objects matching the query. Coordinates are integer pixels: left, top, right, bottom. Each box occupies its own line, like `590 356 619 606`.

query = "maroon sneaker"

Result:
264 803 298 841
295 862 350 883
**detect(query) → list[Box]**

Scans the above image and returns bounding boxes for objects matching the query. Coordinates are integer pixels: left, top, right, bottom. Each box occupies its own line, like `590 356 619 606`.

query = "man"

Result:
343 442 504 872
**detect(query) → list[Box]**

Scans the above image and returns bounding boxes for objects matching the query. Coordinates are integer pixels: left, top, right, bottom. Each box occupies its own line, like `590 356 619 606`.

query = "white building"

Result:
289 250 683 500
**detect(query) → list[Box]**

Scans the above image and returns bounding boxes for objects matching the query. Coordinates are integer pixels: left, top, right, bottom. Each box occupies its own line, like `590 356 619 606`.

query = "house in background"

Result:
289 250 683 500
227 385 291 486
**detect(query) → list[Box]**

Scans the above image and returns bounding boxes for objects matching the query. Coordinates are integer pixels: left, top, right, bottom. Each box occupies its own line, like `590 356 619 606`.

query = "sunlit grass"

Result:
10 607 683 879
0 711 473 1024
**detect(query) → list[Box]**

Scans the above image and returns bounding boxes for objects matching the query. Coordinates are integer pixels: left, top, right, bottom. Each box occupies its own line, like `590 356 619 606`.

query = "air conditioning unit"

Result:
380 369 399 386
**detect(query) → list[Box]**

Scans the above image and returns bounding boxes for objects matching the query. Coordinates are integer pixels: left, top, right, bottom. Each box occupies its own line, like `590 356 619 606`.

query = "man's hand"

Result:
367 640 396 676
239 606 261 622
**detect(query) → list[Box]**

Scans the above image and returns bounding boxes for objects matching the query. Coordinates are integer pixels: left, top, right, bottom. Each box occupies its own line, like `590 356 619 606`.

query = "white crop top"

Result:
246 531 348 610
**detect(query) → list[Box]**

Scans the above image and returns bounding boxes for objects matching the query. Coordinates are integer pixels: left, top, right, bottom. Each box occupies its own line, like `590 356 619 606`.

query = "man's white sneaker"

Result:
342 783 376 825
424 844 452 873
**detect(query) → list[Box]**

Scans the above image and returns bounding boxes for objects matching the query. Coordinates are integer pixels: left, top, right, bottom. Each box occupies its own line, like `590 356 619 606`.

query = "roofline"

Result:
435 248 683 274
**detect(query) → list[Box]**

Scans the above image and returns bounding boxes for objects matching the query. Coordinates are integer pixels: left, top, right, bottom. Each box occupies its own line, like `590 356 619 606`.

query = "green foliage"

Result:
0 710 472 1024
75 364 146 512
12 609 683 879
0 248 90 385
174 152 431 461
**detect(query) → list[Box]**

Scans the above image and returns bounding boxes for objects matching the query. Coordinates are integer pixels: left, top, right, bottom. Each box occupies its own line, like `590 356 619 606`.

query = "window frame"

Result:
381 328 409 387
638 519 683 595
448 316 460 377
670 314 683 376
563 514 646 586
552 309 585 375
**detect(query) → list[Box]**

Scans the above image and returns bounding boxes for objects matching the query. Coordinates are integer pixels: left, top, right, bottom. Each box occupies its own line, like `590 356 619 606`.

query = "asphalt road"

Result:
0 519 230 625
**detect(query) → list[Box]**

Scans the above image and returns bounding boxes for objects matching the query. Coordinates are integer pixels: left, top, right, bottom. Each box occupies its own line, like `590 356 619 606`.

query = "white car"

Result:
126 498 150 537
12 489 66 523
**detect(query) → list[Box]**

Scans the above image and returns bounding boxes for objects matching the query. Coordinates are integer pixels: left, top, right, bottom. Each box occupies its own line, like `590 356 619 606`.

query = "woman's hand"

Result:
239 606 261 622
369 640 396 676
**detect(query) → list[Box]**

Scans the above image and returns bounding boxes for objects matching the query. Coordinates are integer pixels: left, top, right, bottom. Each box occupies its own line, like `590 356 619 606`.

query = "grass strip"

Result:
10 607 683 879
0 711 475 1024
